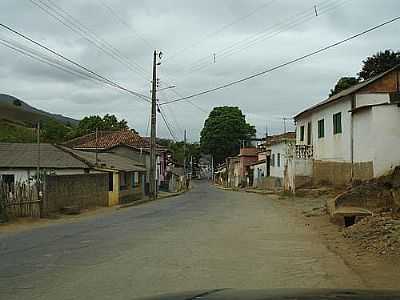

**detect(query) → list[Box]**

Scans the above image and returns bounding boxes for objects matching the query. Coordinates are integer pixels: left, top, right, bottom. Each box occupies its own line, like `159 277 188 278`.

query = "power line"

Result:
158 106 177 142
28 0 151 82
99 0 153 51
0 23 151 103
0 39 105 83
165 0 276 63
160 15 400 106
190 0 350 73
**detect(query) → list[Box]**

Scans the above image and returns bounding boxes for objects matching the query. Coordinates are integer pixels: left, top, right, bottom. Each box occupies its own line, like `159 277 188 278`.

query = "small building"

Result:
0 143 90 184
250 132 295 189
238 147 258 186
61 147 146 206
64 130 170 194
292 65 400 187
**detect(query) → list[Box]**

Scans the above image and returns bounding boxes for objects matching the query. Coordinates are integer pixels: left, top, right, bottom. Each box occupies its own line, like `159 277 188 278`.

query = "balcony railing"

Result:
296 145 313 160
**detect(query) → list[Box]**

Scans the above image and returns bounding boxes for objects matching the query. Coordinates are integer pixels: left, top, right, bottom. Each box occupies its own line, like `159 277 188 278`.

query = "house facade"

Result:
61 147 146 206
64 130 170 194
293 65 400 187
251 132 295 189
0 143 90 184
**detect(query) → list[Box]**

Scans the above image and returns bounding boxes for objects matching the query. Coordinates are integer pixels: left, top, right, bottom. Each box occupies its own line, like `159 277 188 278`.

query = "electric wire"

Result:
160 15 400 106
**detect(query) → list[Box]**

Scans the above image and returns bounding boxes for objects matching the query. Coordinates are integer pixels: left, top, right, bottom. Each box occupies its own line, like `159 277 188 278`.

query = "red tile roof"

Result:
63 130 149 150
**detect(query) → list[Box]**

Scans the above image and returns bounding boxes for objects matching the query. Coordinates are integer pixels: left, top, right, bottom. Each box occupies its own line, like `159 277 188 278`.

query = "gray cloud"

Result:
0 0 399 142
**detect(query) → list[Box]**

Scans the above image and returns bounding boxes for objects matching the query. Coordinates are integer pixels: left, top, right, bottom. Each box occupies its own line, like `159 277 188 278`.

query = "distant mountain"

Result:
0 94 79 127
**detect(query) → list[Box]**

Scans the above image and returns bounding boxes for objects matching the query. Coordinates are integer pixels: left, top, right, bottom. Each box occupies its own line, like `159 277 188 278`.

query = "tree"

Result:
75 114 129 136
358 50 400 81
41 118 70 143
329 77 359 96
200 106 256 163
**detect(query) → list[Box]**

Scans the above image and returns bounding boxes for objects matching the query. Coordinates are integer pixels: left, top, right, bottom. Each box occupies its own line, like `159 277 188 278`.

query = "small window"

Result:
277 153 281 167
333 112 342 134
299 126 305 141
318 119 325 138
271 154 275 167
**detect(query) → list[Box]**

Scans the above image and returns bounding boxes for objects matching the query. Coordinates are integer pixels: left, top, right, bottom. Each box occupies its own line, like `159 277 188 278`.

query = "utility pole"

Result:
36 121 40 183
149 50 158 200
95 127 99 166
211 155 214 182
265 121 268 178
183 129 187 180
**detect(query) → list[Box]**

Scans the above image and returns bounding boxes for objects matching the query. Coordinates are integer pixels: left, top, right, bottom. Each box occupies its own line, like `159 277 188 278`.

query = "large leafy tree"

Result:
358 50 400 80
41 118 70 143
329 77 360 96
75 114 129 136
200 106 256 163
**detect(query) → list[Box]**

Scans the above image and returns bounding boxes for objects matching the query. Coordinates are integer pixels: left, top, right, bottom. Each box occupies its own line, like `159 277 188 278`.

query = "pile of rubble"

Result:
343 212 400 256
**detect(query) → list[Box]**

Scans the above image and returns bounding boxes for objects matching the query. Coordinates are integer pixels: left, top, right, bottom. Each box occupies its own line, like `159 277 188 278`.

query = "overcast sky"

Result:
0 0 399 142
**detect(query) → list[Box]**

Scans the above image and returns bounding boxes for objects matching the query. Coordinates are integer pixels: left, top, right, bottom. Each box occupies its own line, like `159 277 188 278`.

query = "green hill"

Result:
0 94 79 143
0 94 79 127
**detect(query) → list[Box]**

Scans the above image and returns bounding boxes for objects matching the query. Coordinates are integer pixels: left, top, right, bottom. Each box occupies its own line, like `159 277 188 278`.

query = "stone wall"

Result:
44 173 108 213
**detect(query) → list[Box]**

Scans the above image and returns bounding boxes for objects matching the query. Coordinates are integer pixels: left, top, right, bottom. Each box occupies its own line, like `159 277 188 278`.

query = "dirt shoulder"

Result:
273 192 400 289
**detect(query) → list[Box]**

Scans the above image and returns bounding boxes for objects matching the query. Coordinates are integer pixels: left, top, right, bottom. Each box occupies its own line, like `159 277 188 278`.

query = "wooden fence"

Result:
0 181 41 221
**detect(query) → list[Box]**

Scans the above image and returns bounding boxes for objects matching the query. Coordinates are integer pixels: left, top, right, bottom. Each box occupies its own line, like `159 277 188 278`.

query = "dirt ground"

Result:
272 192 400 289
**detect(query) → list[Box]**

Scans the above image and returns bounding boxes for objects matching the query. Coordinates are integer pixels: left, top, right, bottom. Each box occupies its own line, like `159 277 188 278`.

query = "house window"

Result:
333 112 342 134
318 119 325 138
307 122 312 145
277 153 281 167
271 154 275 167
2 174 15 185
300 126 305 141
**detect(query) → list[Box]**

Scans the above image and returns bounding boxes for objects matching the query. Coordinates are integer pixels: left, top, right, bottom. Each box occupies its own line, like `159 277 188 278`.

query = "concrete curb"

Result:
117 190 187 209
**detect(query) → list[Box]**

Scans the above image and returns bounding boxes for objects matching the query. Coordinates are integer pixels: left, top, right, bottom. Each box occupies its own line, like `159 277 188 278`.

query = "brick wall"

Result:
44 173 108 213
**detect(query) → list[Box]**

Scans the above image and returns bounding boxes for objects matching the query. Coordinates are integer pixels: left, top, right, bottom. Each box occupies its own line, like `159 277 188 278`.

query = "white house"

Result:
251 132 295 189
293 65 400 186
0 143 90 184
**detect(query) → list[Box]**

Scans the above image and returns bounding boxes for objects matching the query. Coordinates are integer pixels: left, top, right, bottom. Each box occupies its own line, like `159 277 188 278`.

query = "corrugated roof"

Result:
294 65 400 120
0 143 89 169
62 147 146 172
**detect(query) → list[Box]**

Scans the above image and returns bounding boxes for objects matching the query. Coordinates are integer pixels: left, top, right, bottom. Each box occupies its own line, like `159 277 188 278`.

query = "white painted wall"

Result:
270 142 289 179
370 104 400 176
0 168 87 183
252 162 266 187
353 107 374 163
355 93 389 108
296 96 352 162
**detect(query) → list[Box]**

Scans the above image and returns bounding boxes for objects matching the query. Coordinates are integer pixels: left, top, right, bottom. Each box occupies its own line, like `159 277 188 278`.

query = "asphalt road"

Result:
0 181 364 300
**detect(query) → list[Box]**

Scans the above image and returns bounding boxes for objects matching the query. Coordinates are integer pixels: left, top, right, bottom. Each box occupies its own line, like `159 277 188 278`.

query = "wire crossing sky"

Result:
0 0 399 141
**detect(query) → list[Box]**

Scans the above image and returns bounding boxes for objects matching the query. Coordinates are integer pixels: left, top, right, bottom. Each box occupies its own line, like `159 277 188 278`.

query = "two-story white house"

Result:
294 65 400 186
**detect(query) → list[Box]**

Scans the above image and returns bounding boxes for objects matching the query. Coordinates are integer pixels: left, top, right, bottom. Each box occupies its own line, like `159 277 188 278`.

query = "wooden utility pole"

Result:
183 129 187 180
36 121 40 182
149 50 157 200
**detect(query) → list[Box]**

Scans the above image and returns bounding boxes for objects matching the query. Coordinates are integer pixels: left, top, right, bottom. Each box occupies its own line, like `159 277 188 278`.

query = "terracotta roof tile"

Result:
64 130 149 150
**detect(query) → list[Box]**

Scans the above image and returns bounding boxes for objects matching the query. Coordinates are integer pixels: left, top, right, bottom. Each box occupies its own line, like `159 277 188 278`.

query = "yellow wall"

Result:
108 172 120 206
107 171 143 206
